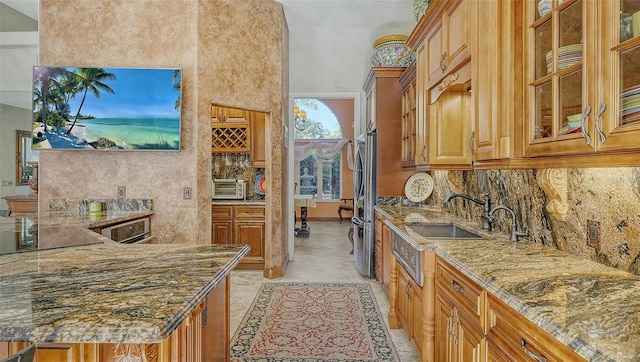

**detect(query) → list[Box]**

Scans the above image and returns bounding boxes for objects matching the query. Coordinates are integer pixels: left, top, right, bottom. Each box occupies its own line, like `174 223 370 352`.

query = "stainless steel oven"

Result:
101 217 152 244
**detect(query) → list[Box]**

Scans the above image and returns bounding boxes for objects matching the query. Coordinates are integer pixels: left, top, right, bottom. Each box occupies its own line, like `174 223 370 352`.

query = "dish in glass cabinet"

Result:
404 172 434 203
255 174 266 195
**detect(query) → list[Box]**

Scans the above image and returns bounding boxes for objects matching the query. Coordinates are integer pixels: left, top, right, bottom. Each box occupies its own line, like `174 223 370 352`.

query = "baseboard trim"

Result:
263 252 289 279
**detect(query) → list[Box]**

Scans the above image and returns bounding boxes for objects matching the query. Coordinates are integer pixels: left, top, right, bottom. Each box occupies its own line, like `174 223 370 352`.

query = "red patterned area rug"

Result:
230 282 400 361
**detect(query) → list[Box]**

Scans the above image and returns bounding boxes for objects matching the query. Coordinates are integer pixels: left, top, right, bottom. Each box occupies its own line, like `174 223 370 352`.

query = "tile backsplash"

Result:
427 168 640 275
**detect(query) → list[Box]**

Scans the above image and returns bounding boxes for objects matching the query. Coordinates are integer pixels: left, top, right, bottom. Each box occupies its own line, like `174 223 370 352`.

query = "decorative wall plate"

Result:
404 172 434 202
255 174 266 195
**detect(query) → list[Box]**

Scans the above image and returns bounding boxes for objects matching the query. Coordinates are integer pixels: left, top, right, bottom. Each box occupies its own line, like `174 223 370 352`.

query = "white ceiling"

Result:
0 0 415 109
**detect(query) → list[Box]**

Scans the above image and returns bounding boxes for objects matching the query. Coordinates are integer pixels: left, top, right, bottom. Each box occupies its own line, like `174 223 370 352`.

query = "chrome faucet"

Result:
443 193 492 231
489 205 529 242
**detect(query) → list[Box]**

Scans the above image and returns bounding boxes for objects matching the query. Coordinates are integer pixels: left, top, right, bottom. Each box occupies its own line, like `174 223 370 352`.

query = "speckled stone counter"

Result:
376 204 640 362
0 239 249 343
0 211 154 254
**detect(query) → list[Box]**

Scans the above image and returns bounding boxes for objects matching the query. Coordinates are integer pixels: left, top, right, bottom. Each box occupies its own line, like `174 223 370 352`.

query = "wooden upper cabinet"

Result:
399 63 417 168
211 106 250 124
425 0 470 91
520 0 640 166
363 68 413 196
407 0 473 171
250 111 266 168
470 0 521 167
597 0 640 154
428 87 472 169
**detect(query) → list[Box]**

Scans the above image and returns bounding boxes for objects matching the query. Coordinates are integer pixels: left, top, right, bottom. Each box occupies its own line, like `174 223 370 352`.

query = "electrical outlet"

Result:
183 187 192 200
586 220 600 248
117 186 126 199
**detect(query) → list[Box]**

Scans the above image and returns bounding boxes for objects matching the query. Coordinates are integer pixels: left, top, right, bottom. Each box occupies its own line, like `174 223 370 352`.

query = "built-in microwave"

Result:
212 179 246 200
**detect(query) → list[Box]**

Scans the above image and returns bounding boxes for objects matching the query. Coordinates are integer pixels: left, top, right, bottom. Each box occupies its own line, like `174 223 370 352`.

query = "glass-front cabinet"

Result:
598 0 640 152
525 0 592 156
524 0 640 159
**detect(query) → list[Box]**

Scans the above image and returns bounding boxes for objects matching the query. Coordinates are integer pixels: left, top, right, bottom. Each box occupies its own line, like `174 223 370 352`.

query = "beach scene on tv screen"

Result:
32 67 182 150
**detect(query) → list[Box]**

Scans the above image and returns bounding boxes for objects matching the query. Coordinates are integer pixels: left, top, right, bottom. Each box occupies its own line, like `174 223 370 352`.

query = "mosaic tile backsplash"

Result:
423 168 640 275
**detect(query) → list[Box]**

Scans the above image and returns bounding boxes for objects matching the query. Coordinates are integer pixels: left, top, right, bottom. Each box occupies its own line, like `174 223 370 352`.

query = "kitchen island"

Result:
376 204 640 362
0 213 249 362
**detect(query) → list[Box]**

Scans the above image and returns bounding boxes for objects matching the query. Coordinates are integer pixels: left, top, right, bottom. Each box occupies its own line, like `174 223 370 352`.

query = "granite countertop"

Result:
0 240 249 344
376 204 640 362
0 211 154 255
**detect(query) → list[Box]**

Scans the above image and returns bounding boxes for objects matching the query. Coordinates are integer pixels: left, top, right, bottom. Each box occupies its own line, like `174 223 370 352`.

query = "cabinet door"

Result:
428 89 472 169
444 0 470 74
234 221 265 264
411 282 425 356
415 44 430 168
435 291 457 362
396 264 412 332
400 64 417 168
381 222 392 297
457 310 484 362
426 21 445 89
524 0 594 157
426 0 469 90
250 111 266 168
471 0 515 163
212 105 250 124
212 221 232 244
597 0 640 153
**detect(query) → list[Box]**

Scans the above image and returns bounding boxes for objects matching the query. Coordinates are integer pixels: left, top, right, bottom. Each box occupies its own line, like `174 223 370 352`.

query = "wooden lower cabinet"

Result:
374 211 392 298
212 204 265 270
435 288 484 362
486 293 586 362
1 276 230 362
389 248 585 362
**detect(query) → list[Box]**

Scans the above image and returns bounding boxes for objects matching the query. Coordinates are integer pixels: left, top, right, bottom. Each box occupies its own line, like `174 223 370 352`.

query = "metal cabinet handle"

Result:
450 314 460 345
520 338 547 362
581 104 592 144
407 281 413 302
451 280 464 294
440 52 448 73
469 131 475 156
595 102 606 144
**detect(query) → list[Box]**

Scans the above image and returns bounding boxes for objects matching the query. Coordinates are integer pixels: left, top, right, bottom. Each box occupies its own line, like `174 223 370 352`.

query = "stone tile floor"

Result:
230 220 421 361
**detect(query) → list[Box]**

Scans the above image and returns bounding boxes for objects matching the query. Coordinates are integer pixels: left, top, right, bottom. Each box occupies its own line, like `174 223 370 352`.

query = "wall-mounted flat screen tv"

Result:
31 66 182 151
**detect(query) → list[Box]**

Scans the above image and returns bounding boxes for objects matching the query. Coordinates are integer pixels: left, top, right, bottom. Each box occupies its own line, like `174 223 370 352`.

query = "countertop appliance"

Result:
101 217 152 244
212 179 246 200
352 131 376 278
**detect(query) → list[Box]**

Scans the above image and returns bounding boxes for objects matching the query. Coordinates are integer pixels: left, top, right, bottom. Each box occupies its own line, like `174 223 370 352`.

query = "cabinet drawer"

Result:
486 293 585 362
234 206 266 219
436 257 485 330
212 205 233 219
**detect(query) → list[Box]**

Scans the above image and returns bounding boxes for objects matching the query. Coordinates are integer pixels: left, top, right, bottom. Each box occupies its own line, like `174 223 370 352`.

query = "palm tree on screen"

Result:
33 67 65 134
66 68 116 135
172 69 181 111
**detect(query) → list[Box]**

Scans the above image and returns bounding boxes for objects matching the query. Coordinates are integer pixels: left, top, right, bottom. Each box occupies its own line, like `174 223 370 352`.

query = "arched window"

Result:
293 98 346 200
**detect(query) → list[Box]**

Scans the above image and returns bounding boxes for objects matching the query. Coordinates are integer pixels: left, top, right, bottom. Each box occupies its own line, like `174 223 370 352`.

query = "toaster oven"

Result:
212 179 246 200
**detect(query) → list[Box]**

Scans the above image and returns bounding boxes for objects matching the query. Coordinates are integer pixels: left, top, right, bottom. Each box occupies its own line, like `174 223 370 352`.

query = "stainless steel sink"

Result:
406 223 485 239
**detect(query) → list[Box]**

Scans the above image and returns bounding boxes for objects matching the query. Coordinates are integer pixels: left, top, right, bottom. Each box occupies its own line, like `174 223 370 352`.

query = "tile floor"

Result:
230 220 421 361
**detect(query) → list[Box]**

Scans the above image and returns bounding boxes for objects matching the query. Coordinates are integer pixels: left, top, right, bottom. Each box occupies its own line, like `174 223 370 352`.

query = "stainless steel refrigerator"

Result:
351 131 376 278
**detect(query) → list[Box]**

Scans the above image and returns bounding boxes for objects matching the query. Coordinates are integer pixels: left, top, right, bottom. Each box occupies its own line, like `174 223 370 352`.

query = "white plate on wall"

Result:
404 172 434 203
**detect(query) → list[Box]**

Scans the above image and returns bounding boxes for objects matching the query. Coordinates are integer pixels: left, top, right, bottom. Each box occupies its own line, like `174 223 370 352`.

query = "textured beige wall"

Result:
38 0 288 273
